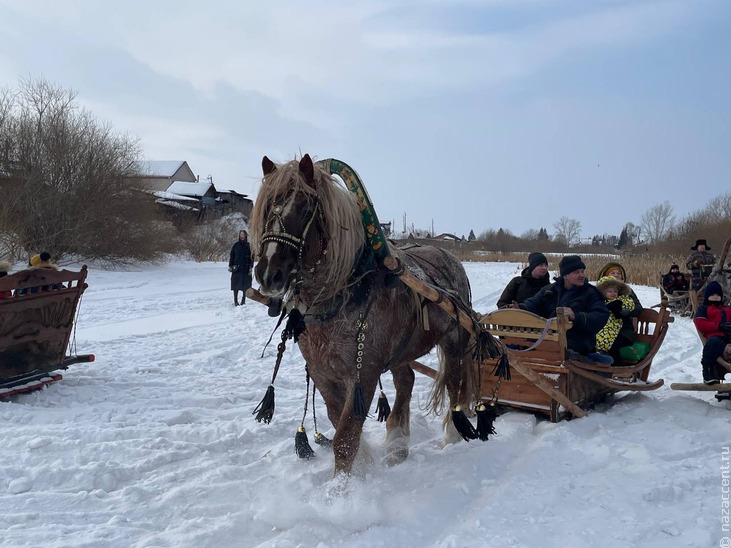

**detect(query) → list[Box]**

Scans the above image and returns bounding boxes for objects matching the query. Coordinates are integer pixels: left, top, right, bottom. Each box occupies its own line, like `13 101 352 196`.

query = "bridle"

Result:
258 190 326 276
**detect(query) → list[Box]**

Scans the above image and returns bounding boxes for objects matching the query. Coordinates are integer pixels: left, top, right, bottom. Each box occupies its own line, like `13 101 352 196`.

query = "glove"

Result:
228 266 233 272
694 260 701 268
606 300 623 315
719 322 731 333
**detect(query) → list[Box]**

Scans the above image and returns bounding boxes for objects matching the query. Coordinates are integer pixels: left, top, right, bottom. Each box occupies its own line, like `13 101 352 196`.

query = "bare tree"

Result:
553 216 581 246
704 193 731 222
640 201 675 244
0 77 174 263
520 228 540 241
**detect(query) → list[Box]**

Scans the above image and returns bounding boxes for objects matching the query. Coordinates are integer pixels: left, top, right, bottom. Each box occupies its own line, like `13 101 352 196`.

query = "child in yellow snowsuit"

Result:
596 276 639 362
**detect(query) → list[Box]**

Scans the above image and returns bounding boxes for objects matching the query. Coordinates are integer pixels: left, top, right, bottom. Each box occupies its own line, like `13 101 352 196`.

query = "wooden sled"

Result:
670 324 731 401
0 265 95 396
383 257 671 422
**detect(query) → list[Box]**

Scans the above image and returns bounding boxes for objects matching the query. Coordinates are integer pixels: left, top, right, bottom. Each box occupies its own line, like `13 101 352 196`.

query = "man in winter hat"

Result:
520 255 610 360
686 239 715 291
693 280 731 384
496 251 549 309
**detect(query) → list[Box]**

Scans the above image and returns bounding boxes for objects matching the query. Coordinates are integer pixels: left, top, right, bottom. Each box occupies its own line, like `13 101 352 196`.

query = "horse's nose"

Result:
256 261 287 294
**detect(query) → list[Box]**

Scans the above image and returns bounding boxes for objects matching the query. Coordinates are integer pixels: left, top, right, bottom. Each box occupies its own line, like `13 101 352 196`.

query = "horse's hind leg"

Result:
383 362 415 467
439 331 478 446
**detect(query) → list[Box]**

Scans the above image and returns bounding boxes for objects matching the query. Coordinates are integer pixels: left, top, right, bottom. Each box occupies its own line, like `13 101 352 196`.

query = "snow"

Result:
132 160 186 178
1 260 728 548
167 181 214 198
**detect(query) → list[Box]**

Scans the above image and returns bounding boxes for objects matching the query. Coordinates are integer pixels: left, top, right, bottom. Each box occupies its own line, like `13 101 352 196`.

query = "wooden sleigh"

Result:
670 326 731 401
398 262 672 422
0 265 95 396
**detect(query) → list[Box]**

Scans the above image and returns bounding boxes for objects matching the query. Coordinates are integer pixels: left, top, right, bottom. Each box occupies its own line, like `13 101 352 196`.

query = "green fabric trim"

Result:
317 158 391 261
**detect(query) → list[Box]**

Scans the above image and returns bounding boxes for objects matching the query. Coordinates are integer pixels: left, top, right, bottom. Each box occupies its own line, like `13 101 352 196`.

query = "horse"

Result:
250 154 495 476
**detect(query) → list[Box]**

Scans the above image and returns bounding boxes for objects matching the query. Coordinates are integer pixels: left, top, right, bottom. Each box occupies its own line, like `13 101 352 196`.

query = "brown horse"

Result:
250 154 491 476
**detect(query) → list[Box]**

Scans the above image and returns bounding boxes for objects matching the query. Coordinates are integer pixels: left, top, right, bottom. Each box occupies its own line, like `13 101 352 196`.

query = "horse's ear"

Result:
262 156 276 176
299 154 315 186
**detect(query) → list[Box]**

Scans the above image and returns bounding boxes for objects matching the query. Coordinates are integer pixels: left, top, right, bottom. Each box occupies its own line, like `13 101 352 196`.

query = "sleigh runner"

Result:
0 265 94 396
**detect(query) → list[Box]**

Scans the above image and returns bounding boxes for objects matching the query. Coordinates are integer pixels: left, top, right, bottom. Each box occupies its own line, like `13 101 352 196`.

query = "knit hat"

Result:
528 252 548 271
704 280 723 301
30 254 41 267
559 255 586 276
596 276 630 296
691 239 710 250
670 264 679 271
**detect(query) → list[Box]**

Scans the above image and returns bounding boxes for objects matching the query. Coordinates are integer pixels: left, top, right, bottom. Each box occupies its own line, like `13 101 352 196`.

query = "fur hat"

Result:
598 261 628 282
670 264 679 271
596 276 630 296
0 259 10 277
30 251 52 267
691 239 710 250
528 252 548 271
704 280 723 301
559 255 586 276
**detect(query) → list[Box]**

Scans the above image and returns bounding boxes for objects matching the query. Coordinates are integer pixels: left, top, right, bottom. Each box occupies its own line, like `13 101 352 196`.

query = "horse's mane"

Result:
250 158 364 303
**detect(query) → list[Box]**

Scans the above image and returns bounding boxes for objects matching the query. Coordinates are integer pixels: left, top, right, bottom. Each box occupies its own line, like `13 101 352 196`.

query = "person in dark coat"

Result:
686 239 716 291
693 281 731 384
229 230 252 306
521 255 610 360
496 252 550 309
662 264 689 294
0 260 11 299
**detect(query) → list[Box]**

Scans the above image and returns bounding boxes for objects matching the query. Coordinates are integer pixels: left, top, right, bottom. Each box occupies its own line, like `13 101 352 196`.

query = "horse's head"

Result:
250 154 327 298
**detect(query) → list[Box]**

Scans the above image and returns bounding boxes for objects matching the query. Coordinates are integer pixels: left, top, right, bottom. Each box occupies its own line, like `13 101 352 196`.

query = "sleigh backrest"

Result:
0 266 88 377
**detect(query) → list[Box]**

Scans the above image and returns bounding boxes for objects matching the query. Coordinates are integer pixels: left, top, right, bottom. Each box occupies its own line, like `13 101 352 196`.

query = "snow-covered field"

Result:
1 260 728 548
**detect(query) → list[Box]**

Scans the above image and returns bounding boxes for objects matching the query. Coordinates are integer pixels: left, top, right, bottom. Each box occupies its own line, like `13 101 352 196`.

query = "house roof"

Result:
133 161 187 178
150 190 199 202
167 180 214 198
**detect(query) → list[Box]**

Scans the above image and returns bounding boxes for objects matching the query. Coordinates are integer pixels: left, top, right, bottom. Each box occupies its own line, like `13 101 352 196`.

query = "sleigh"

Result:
0 265 94 396
393 260 672 422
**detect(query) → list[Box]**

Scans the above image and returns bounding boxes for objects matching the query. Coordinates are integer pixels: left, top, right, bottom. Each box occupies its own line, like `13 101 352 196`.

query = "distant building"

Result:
128 161 252 222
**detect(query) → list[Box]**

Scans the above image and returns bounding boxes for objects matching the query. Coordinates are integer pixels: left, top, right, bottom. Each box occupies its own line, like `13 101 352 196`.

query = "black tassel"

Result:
314 432 333 448
492 353 511 381
476 402 499 441
294 426 316 459
475 330 503 362
451 405 478 441
252 385 275 423
376 391 391 422
353 383 368 421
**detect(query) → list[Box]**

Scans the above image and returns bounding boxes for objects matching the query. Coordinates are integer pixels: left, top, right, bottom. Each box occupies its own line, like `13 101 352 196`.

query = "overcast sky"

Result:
1 0 729 239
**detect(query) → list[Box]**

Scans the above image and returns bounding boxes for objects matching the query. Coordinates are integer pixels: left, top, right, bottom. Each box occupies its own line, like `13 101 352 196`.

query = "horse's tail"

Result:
426 328 480 416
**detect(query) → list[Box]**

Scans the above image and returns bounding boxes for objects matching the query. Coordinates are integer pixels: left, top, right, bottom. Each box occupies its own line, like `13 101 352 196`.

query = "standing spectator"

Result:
693 281 731 384
0 260 11 299
686 239 716 291
520 255 609 360
229 230 253 306
662 264 689 294
496 251 550 309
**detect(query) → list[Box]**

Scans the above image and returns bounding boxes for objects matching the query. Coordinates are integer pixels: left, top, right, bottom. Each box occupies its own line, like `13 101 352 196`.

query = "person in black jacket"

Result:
520 255 610 360
662 264 689 294
496 252 550 309
229 230 252 306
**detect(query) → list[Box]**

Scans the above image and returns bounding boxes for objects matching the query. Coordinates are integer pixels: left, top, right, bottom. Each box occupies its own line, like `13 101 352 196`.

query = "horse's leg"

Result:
383 362 415 466
332 381 377 476
316 377 346 430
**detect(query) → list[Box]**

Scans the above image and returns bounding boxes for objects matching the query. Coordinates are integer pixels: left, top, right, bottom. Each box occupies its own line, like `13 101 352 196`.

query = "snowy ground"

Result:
0 260 728 548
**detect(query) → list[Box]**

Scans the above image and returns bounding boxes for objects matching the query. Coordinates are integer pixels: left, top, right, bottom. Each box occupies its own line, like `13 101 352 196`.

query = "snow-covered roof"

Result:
150 190 199 202
154 199 199 211
133 161 186 177
167 181 214 198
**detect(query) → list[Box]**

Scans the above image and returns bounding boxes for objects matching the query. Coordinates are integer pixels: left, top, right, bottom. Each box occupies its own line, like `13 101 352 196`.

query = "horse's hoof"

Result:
383 447 409 467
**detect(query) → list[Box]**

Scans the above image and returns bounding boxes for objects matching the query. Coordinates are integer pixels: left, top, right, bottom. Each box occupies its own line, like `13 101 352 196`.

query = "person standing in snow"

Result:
229 230 252 306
